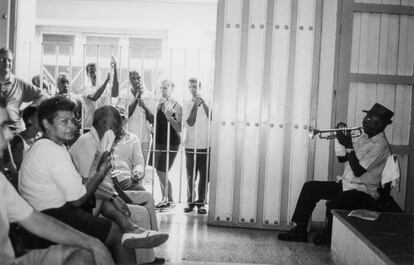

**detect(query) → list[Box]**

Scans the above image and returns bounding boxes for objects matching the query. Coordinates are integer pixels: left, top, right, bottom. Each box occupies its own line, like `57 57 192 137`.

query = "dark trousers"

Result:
185 148 210 204
292 181 376 235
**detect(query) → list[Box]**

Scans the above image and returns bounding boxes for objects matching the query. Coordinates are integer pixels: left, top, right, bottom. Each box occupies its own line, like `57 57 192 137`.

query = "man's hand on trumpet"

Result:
336 122 353 149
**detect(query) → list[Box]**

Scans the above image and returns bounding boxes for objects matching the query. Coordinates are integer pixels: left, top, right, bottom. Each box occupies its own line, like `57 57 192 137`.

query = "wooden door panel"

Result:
337 1 414 212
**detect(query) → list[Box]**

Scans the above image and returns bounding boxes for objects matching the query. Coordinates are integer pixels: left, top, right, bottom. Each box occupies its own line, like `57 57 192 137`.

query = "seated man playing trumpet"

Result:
278 103 393 245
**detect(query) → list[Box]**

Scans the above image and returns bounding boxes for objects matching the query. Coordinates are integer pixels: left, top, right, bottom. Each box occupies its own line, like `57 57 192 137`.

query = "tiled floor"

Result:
153 205 334 265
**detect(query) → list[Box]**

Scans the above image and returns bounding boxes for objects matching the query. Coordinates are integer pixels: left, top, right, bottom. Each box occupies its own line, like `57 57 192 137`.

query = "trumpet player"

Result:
278 103 393 245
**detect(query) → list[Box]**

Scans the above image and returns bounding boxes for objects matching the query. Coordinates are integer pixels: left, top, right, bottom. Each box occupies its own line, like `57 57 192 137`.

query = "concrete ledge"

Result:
331 210 414 265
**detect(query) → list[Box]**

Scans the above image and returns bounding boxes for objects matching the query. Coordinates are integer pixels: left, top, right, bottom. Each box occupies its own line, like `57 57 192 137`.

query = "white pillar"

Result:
15 0 37 79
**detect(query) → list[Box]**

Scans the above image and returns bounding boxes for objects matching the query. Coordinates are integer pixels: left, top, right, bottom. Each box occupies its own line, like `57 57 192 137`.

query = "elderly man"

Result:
70 105 165 264
108 106 146 191
0 96 114 265
19 96 167 264
278 103 394 245
82 57 118 132
0 48 48 132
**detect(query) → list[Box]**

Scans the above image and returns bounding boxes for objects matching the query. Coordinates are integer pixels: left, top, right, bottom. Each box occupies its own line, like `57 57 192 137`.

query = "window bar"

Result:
55 43 59 86
179 48 187 204
140 47 145 157
118 45 122 96
164 47 174 203
205 49 215 206
81 44 86 133
149 48 156 197
96 44 100 70
40 42 45 94
28 42 32 84
151 47 160 199
193 49 202 205
69 43 73 85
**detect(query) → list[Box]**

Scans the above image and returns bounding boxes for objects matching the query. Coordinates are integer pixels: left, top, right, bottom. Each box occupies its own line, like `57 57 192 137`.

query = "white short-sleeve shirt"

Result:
183 99 210 149
341 132 390 199
19 139 86 211
0 173 33 262
117 88 155 143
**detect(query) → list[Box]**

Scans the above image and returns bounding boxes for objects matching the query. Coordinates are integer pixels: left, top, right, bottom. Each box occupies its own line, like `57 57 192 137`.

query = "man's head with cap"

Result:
362 103 393 137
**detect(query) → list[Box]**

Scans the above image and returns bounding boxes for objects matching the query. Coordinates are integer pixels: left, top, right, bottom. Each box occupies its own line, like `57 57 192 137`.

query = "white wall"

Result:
36 0 217 50
15 0 37 77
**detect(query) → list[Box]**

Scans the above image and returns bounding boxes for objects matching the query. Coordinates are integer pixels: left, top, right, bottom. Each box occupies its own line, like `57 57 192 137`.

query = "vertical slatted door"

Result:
286 0 318 223
336 0 414 212
237 0 267 225
209 0 243 223
262 0 293 228
210 0 320 229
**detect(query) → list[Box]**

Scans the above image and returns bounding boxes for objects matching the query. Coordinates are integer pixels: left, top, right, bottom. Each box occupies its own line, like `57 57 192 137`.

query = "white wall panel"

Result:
239 0 267 224
213 0 243 222
263 0 292 226
378 14 399 75
350 13 362 73
397 15 414 76
287 0 316 221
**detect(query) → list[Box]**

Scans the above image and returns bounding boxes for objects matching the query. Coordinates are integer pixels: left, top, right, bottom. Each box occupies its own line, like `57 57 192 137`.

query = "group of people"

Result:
15 46 212 213
0 46 213 264
0 40 398 265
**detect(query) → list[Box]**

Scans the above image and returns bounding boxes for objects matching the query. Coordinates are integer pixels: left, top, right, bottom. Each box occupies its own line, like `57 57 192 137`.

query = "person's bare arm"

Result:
86 74 110 101
68 152 112 207
19 211 115 265
186 100 199 127
110 56 119 97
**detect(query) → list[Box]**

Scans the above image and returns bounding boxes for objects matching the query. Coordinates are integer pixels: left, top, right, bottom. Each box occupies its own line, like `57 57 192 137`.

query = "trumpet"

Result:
309 126 363 140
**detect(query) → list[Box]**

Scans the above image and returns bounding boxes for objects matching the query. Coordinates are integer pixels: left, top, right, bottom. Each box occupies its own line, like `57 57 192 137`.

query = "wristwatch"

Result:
110 191 118 202
345 148 354 154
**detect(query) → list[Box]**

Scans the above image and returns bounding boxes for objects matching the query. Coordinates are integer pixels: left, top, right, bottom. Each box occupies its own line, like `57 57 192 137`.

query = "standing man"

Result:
278 103 393 245
118 70 155 167
0 48 48 132
83 57 118 132
183 78 210 214
0 96 114 265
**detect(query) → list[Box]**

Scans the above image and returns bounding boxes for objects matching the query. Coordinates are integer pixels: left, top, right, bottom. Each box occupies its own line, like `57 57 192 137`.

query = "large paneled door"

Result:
209 0 321 230
335 0 414 212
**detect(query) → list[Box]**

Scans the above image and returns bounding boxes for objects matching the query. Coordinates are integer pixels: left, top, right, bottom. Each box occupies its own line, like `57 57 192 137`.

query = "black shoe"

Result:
197 205 207 214
184 203 195 213
142 257 166 264
312 232 331 246
277 230 307 242
155 201 171 209
165 202 175 208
